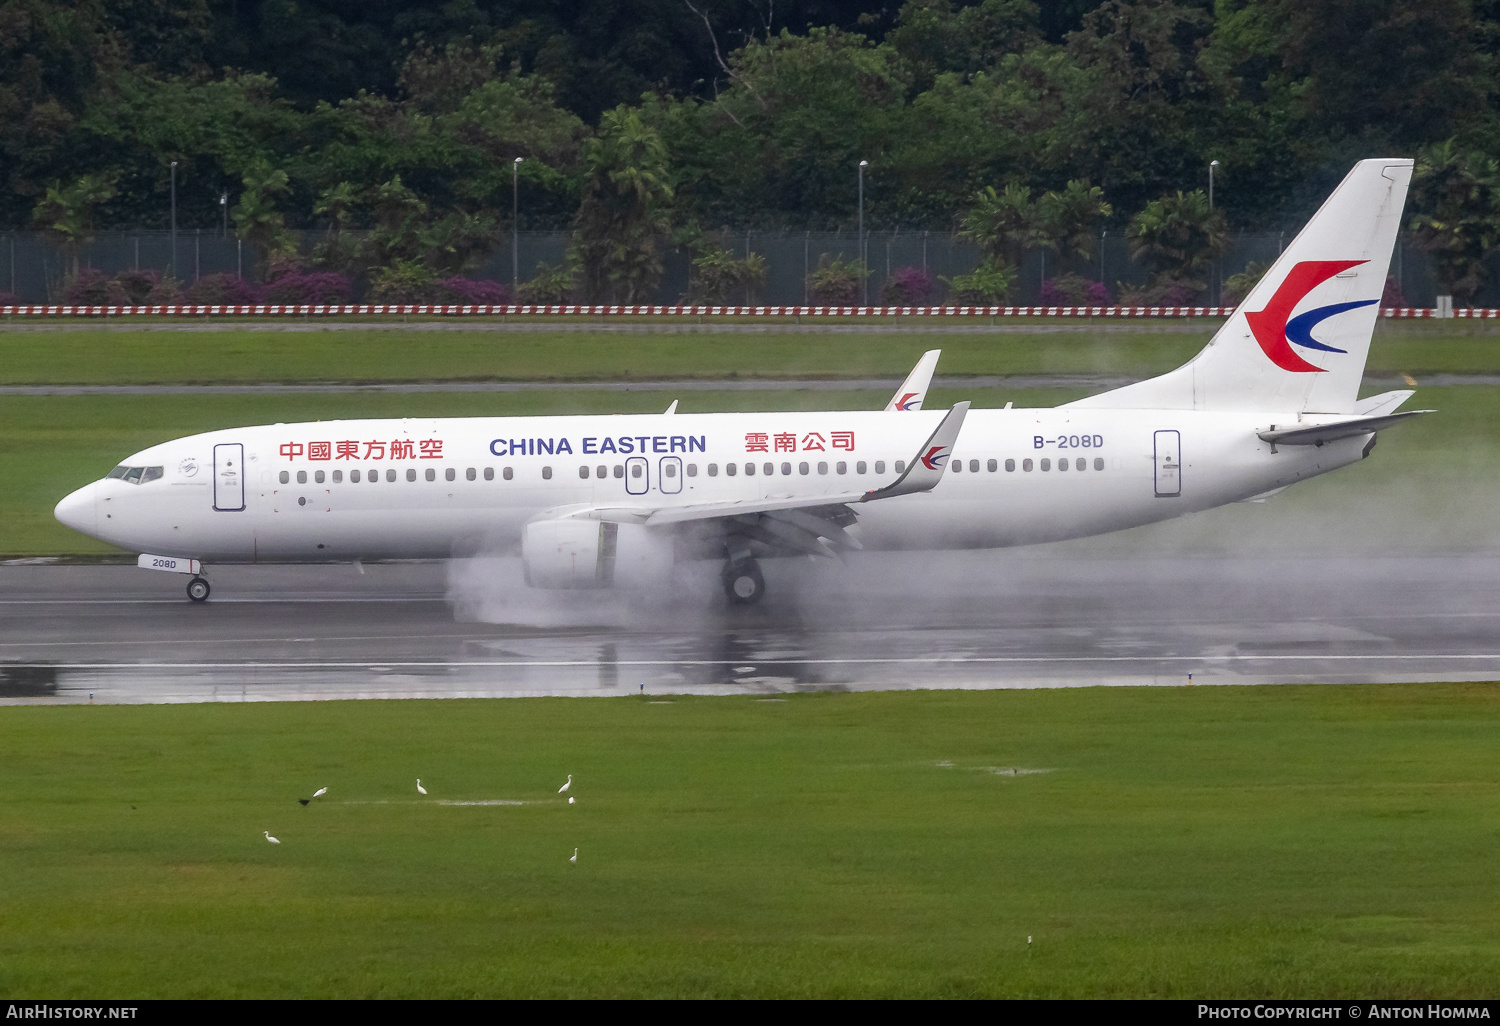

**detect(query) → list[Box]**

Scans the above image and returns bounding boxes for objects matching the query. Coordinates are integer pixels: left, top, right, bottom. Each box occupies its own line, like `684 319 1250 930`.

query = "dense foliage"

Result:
8 0 1500 298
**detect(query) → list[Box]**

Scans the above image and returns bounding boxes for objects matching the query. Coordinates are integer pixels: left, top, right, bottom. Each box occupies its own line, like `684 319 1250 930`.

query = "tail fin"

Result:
1068 159 1412 414
886 349 941 411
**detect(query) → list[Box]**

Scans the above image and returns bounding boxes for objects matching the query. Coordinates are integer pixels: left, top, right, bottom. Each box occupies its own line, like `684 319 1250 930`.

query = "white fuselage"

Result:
56 407 1369 563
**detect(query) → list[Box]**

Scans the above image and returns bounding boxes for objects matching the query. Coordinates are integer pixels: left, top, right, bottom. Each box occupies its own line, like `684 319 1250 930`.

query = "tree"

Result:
1409 139 1500 303
572 106 674 303
1036 179 1112 263
956 182 1044 267
31 172 117 277
231 160 293 275
1127 188 1228 280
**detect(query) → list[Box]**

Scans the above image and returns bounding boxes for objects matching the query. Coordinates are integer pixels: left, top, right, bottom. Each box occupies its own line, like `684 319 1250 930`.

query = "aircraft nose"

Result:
54 482 98 535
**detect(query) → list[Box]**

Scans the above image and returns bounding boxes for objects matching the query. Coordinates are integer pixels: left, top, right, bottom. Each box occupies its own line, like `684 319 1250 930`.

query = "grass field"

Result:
2 318 1499 384
2 686 1498 998
7 383 1494 557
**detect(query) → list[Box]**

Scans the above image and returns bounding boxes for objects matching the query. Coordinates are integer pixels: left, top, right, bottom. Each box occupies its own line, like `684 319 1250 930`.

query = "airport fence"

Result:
0 228 1464 308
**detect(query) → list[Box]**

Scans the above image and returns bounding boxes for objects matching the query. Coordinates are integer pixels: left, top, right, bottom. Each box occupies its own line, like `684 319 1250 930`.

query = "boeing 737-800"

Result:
54 159 1428 604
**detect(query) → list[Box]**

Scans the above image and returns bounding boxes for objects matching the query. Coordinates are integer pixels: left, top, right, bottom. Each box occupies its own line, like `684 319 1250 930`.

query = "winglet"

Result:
885 349 941 411
861 402 970 502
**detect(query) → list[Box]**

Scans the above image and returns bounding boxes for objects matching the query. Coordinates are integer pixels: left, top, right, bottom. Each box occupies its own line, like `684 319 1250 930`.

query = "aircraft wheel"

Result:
721 559 765 605
186 576 211 603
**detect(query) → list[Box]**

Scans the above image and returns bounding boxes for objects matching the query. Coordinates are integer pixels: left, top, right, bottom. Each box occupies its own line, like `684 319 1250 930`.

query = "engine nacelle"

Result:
521 518 665 589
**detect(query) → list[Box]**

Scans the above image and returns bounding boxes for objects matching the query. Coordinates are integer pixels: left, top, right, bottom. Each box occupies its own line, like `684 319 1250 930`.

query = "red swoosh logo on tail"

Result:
920 446 948 470
1245 260 1366 373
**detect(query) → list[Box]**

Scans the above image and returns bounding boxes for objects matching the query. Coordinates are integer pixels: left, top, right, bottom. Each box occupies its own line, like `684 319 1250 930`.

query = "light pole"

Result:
220 191 228 236
512 156 523 295
1208 160 1220 306
858 160 869 306
170 161 178 280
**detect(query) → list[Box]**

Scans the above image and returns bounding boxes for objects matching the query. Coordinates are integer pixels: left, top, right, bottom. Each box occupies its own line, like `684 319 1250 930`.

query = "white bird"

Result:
569 847 578 864
558 774 572 793
312 787 327 799
264 831 280 844
567 796 575 805
416 778 427 795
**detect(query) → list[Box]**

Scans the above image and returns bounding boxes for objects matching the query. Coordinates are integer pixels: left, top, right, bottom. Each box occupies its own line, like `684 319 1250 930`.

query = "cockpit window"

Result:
111 466 164 484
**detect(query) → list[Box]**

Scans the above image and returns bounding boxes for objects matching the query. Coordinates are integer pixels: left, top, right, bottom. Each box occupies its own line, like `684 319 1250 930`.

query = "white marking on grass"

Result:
436 800 528 806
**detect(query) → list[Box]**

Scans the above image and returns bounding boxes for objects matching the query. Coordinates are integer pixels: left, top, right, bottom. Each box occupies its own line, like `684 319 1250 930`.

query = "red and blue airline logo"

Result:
920 445 950 470
895 392 920 410
1245 260 1378 373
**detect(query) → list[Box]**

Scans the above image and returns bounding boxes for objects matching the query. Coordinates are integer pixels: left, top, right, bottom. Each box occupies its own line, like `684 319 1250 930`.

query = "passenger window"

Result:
745 463 755 476
951 461 961 473
1005 459 1015 472
969 459 979 473
579 466 590 479
107 466 129 480
315 470 325 483
425 468 435 481
495 468 504 481
406 469 416 482
874 461 885 474
613 465 623 479
835 461 846 475
817 462 827 475
142 467 164 483
297 470 307 484
278 470 289 484
856 461 867 474
387 469 397 482
445 468 455 482
798 462 809 475
686 464 697 477
988 459 997 472
725 463 736 477
665 464 677 478
370 470 379 483
542 466 552 480
1094 457 1104 471
350 469 360 483
466 467 476 481
1058 458 1069 471
631 464 642 478
708 464 719 477
1023 459 1033 472
781 462 792 475
1076 459 1086 471
1040 459 1051 472
763 463 774 476
896 461 905 473
597 466 607 478
333 470 342 483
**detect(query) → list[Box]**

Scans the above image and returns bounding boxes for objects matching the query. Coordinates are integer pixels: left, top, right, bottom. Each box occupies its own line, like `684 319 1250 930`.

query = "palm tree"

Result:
1127 190 1229 280
572 107 674 303
1410 139 1500 303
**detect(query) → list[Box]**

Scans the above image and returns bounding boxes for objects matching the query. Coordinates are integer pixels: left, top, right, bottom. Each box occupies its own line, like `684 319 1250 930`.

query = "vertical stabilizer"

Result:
886 349 942 410
1067 159 1412 413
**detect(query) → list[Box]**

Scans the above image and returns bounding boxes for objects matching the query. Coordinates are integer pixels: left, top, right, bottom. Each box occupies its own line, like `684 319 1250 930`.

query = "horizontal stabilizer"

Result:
1257 410 1432 447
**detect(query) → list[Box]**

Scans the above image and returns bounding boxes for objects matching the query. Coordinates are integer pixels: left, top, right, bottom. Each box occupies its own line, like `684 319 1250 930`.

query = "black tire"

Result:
721 559 765 605
186 577 210 603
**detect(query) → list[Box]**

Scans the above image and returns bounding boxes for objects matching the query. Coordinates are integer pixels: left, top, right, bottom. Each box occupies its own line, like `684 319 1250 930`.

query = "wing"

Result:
885 349 942 411
1257 409 1432 447
534 403 971 559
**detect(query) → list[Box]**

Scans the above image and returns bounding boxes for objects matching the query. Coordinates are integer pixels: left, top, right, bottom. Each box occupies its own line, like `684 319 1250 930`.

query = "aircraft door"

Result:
1154 430 1181 497
213 443 246 511
658 456 682 494
625 456 649 495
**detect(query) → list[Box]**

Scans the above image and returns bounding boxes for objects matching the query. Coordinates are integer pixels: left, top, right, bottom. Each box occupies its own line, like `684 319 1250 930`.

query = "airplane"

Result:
54 159 1428 605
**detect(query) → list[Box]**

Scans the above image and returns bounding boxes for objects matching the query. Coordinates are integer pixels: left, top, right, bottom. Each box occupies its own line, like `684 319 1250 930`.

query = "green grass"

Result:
2 686 1498 997
4 318 1499 385
7 383 1492 557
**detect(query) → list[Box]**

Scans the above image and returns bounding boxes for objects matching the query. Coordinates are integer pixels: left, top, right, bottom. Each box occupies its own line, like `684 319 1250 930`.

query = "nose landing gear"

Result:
186 576 211 603
721 558 764 605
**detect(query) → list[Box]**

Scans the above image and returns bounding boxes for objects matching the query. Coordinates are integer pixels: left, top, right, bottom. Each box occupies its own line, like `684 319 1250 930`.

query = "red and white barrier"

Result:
0 303 1486 319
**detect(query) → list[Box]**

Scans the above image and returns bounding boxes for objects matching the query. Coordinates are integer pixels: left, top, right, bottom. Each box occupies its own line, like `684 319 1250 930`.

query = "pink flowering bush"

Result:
434 277 510 304
183 273 264 304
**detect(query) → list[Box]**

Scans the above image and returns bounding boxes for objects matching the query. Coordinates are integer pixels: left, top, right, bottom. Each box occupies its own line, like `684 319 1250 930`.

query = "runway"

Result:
2 551 1497 704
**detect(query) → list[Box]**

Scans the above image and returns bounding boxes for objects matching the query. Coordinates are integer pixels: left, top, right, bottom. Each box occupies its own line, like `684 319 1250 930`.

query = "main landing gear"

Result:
186 576 211 603
721 558 765 606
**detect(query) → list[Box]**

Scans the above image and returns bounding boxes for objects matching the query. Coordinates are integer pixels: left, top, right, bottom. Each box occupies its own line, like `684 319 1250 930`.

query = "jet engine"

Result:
521 518 664 589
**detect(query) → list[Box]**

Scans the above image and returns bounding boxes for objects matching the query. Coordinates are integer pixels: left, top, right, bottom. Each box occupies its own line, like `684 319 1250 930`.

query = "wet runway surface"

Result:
2 552 1498 704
